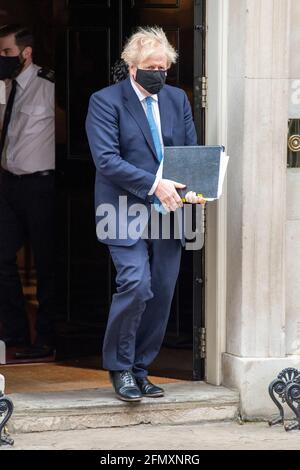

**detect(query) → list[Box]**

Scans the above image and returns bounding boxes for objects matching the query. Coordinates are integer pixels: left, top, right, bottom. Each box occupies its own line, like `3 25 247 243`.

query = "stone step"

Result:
7 382 239 434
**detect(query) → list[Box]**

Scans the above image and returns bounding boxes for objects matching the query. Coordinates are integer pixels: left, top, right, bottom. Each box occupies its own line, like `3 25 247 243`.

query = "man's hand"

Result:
155 179 186 212
184 191 206 205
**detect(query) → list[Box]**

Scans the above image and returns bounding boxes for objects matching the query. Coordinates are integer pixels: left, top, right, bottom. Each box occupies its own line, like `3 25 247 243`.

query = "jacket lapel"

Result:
158 88 173 146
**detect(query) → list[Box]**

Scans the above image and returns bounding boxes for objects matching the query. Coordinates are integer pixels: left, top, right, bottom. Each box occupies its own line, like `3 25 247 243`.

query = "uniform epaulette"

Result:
37 67 55 83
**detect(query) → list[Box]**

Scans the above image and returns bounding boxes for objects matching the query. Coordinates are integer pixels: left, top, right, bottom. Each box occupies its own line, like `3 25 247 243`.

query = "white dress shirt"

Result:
0 63 55 175
130 77 163 195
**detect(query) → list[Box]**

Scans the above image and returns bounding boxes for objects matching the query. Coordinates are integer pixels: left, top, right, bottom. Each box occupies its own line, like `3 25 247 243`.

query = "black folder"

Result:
162 145 226 200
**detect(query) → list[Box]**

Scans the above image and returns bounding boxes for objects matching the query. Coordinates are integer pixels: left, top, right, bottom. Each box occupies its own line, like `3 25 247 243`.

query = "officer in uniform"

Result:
0 25 55 359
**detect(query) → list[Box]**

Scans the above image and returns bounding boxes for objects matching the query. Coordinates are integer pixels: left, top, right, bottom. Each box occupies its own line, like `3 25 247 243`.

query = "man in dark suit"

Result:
86 26 204 402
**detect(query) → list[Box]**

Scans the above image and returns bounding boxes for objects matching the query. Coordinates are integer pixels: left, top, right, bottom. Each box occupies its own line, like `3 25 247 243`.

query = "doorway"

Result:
0 0 206 380
54 0 206 380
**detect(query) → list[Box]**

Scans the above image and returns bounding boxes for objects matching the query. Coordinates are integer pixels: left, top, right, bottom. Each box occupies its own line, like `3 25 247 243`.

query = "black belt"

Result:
1 168 55 178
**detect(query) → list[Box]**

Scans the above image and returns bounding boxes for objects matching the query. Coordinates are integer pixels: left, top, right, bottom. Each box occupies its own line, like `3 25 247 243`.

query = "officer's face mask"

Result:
0 53 25 80
135 68 167 95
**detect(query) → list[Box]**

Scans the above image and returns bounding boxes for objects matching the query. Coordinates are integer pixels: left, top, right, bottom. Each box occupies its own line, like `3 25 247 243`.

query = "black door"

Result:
54 0 206 380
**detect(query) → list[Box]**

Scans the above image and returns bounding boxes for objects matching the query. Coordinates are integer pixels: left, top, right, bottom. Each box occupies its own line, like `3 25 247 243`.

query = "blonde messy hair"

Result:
121 26 178 68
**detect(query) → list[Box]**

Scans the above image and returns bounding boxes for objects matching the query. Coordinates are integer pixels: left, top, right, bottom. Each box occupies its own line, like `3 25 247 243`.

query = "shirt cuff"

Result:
148 160 163 195
148 174 161 195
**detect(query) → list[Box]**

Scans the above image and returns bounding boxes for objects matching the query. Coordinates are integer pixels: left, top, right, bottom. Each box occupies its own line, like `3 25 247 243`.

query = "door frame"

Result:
192 0 206 380
205 0 229 385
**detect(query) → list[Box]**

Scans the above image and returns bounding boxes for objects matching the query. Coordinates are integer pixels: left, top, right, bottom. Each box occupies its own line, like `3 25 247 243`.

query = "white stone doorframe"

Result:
205 0 229 386
205 0 300 418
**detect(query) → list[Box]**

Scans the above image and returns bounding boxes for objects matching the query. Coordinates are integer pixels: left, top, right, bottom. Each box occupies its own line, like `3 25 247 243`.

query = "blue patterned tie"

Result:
145 96 167 214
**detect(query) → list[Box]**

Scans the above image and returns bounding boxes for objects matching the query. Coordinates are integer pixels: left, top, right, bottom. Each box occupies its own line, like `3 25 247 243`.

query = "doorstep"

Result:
7 382 239 434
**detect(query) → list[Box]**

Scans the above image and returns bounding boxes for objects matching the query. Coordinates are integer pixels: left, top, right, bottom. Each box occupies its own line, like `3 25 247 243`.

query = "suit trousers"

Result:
103 235 182 378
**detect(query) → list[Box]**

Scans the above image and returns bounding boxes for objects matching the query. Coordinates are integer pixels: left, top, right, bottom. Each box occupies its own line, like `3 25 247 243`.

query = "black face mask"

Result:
135 68 167 95
0 55 23 80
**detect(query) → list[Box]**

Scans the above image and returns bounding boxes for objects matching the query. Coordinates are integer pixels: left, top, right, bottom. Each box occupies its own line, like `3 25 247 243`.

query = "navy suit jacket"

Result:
86 77 197 246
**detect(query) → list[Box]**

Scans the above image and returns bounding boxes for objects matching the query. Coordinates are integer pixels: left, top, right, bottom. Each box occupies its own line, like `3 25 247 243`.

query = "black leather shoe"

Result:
109 370 143 402
14 343 55 360
136 377 164 397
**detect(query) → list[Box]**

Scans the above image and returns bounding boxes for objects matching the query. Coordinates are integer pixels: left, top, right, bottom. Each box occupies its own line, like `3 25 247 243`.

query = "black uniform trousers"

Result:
0 170 55 341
